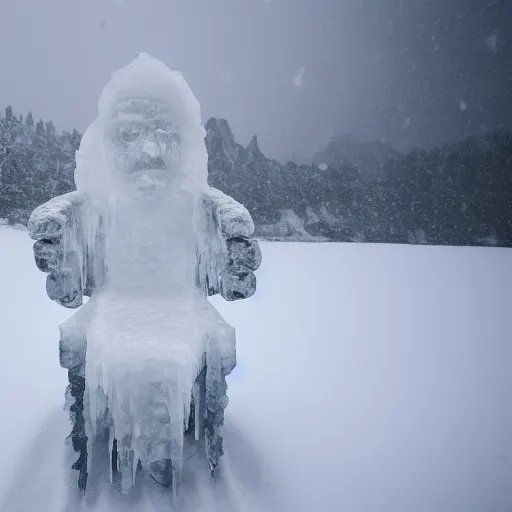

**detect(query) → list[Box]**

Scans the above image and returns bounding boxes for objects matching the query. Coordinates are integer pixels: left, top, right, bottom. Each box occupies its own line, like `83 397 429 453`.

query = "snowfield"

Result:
0 225 511 511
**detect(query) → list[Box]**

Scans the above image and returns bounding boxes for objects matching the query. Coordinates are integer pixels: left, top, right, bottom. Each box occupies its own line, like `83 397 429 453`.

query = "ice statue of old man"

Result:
27 54 261 496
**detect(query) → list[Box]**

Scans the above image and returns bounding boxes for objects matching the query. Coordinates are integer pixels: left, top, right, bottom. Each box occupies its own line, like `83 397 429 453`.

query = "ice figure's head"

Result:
75 53 208 201
105 97 182 195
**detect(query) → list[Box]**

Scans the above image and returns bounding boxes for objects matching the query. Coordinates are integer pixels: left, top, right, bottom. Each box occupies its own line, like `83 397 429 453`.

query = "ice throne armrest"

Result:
28 191 85 240
201 187 255 239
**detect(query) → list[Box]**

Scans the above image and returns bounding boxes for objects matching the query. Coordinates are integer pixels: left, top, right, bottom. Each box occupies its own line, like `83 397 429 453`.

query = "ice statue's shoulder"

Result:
202 187 255 239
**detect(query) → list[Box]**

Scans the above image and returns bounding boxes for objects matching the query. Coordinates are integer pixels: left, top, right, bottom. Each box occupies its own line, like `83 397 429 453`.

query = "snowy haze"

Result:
1 225 511 511
0 0 510 160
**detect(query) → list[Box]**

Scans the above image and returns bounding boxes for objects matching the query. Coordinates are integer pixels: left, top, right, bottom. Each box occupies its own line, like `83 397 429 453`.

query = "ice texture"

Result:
202 187 255 239
28 191 84 241
28 192 85 308
27 53 260 496
84 291 235 494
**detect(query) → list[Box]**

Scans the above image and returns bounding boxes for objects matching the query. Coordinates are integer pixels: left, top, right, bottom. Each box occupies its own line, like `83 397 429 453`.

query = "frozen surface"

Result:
0 227 70 500
1 226 512 511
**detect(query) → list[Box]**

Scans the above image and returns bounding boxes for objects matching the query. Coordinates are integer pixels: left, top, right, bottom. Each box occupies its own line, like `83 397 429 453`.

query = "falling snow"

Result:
317 163 328 171
403 117 411 129
459 100 467 112
293 67 305 88
487 31 498 54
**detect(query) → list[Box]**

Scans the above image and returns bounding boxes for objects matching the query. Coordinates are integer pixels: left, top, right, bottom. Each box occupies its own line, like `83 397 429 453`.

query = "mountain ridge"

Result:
0 107 511 247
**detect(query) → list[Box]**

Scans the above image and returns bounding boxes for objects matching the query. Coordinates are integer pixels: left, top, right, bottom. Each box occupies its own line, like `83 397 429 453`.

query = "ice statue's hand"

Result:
220 236 261 301
28 191 85 309
202 187 261 301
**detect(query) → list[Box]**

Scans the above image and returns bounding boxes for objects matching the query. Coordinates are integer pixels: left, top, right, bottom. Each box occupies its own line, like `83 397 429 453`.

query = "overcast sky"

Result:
0 0 510 160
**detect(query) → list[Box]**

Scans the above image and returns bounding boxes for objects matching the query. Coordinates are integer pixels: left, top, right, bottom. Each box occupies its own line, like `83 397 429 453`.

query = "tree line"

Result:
0 106 78 224
0 107 510 247
206 118 512 246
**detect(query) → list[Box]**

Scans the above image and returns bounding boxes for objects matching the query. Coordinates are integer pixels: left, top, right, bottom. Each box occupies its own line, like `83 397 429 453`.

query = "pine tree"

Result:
25 112 34 130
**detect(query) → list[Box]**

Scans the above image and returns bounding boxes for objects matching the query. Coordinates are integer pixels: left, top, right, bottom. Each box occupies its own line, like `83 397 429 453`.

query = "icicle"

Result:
132 450 139 488
172 462 179 499
108 427 115 484
119 447 135 494
192 380 201 441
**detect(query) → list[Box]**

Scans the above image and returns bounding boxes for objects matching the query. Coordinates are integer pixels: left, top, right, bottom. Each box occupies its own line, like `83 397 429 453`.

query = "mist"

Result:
0 0 509 161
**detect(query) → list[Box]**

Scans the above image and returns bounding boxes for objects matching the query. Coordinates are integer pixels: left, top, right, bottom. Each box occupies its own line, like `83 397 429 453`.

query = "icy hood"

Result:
75 53 208 201
70 53 223 299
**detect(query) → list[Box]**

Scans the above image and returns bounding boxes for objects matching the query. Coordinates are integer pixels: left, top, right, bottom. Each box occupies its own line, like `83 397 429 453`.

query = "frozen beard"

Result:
105 98 183 200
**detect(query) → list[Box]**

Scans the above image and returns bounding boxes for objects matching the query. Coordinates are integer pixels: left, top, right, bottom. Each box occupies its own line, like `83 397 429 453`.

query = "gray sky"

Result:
0 0 510 160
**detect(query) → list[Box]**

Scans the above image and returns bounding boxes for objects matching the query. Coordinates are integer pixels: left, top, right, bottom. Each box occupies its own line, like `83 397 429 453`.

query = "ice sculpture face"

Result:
105 98 183 197
74 53 209 204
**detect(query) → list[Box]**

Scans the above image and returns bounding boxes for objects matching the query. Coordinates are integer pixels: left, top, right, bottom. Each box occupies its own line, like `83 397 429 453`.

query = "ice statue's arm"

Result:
202 187 261 301
28 191 86 308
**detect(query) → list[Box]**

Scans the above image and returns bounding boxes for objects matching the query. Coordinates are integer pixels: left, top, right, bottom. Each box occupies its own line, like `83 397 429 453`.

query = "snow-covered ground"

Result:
0 225 511 511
